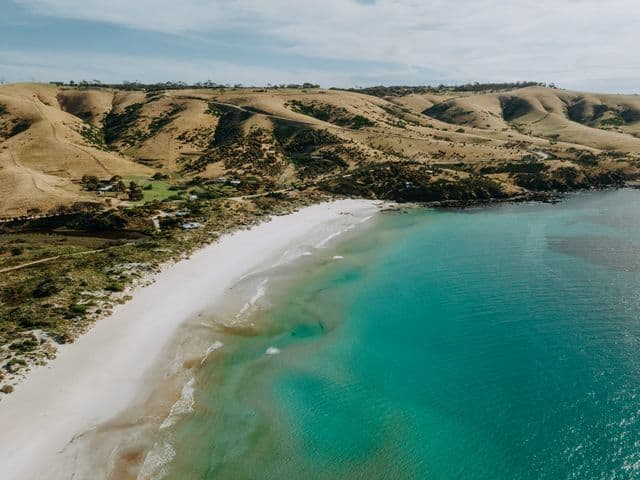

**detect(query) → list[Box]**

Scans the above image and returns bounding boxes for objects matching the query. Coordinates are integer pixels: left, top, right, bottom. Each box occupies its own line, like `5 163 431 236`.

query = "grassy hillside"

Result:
1 83 640 218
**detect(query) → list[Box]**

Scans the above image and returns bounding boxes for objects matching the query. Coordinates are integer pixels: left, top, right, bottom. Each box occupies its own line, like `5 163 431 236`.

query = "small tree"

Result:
128 184 144 201
129 189 144 201
81 175 100 191
32 278 60 298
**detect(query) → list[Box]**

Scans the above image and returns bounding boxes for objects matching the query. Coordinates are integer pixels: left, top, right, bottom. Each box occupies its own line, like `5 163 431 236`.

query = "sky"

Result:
0 0 638 92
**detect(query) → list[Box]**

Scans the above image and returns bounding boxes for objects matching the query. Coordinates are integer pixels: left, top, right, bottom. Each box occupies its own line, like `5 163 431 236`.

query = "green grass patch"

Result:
123 176 175 203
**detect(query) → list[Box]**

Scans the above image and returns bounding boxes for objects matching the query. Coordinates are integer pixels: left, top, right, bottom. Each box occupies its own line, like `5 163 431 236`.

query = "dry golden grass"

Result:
2 83 640 217
0 84 150 216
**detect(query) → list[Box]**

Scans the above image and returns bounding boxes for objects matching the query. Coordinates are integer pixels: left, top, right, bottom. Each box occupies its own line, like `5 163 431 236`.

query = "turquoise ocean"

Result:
163 189 640 479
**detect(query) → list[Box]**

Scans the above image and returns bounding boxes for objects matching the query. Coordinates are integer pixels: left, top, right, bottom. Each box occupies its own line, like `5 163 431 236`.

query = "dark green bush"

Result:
32 278 60 298
103 103 144 144
69 304 88 315
105 281 124 292
9 120 31 137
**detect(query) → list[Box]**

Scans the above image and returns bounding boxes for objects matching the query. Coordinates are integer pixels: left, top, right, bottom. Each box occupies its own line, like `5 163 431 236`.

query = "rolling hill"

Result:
1 83 639 217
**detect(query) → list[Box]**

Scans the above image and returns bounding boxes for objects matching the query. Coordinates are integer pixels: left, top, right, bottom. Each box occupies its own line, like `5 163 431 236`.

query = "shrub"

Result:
211 107 252 146
9 336 38 352
0 385 14 394
1 284 29 304
9 120 32 137
500 96 532 121
288 100 375 129
128 181 144 201
105 281 124 292
79 125 106 149
349 115 376 129
81 175 100 191
148 105 183 134
601 115 624 127
32 278 60 298
103 103 144 144
7 308 53 329
69 304 88 315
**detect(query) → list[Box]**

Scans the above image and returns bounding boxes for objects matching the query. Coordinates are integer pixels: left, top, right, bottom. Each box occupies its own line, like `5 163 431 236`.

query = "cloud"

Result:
9 0 640 91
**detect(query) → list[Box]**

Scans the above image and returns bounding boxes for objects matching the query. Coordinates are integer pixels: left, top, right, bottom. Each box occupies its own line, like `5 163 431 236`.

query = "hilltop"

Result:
1 82 640 218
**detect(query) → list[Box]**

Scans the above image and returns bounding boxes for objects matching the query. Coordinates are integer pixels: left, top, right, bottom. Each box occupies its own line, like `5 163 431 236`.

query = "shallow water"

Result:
162 190 640 479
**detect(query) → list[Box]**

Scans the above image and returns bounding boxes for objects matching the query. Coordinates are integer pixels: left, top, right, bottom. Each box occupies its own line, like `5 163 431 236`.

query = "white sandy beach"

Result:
0 199 378 480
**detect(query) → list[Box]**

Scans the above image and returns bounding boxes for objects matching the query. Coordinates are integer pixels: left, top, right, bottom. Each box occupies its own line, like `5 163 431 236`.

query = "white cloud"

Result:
10 0 640 91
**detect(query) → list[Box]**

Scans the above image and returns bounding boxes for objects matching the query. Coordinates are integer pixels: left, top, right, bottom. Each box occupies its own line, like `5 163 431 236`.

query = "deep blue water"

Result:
165 189 640 479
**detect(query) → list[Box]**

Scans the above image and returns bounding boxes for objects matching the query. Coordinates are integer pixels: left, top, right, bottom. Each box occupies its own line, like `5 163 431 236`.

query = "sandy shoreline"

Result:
0 199 379 480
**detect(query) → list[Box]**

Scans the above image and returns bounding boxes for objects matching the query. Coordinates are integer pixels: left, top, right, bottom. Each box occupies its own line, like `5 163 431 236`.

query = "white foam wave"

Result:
315 224 356 249
315 231 342 248
269 248 312 269
236 278 269 319
333 255 344 260
137 441 175 480
265 346 281 355
201 340 224 365
160 378 195 430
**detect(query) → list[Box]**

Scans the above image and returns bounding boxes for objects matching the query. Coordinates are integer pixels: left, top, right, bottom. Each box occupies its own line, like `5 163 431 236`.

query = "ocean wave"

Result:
235 278 269 320
201 340 224 365
268 248 313 270
160 377 196 430
265 346 281 355
315 231 342 249
137 441 175 480
315 224 356 249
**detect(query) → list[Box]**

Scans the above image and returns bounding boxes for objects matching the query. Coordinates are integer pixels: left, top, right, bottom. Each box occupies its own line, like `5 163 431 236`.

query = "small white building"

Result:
181 222 203 230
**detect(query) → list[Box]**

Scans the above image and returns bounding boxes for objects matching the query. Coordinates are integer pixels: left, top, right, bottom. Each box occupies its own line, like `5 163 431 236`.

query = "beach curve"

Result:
0 199 379 480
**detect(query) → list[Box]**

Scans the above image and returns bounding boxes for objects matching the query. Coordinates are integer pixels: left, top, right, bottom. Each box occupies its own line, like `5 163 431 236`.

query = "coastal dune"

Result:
0 199 378 480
